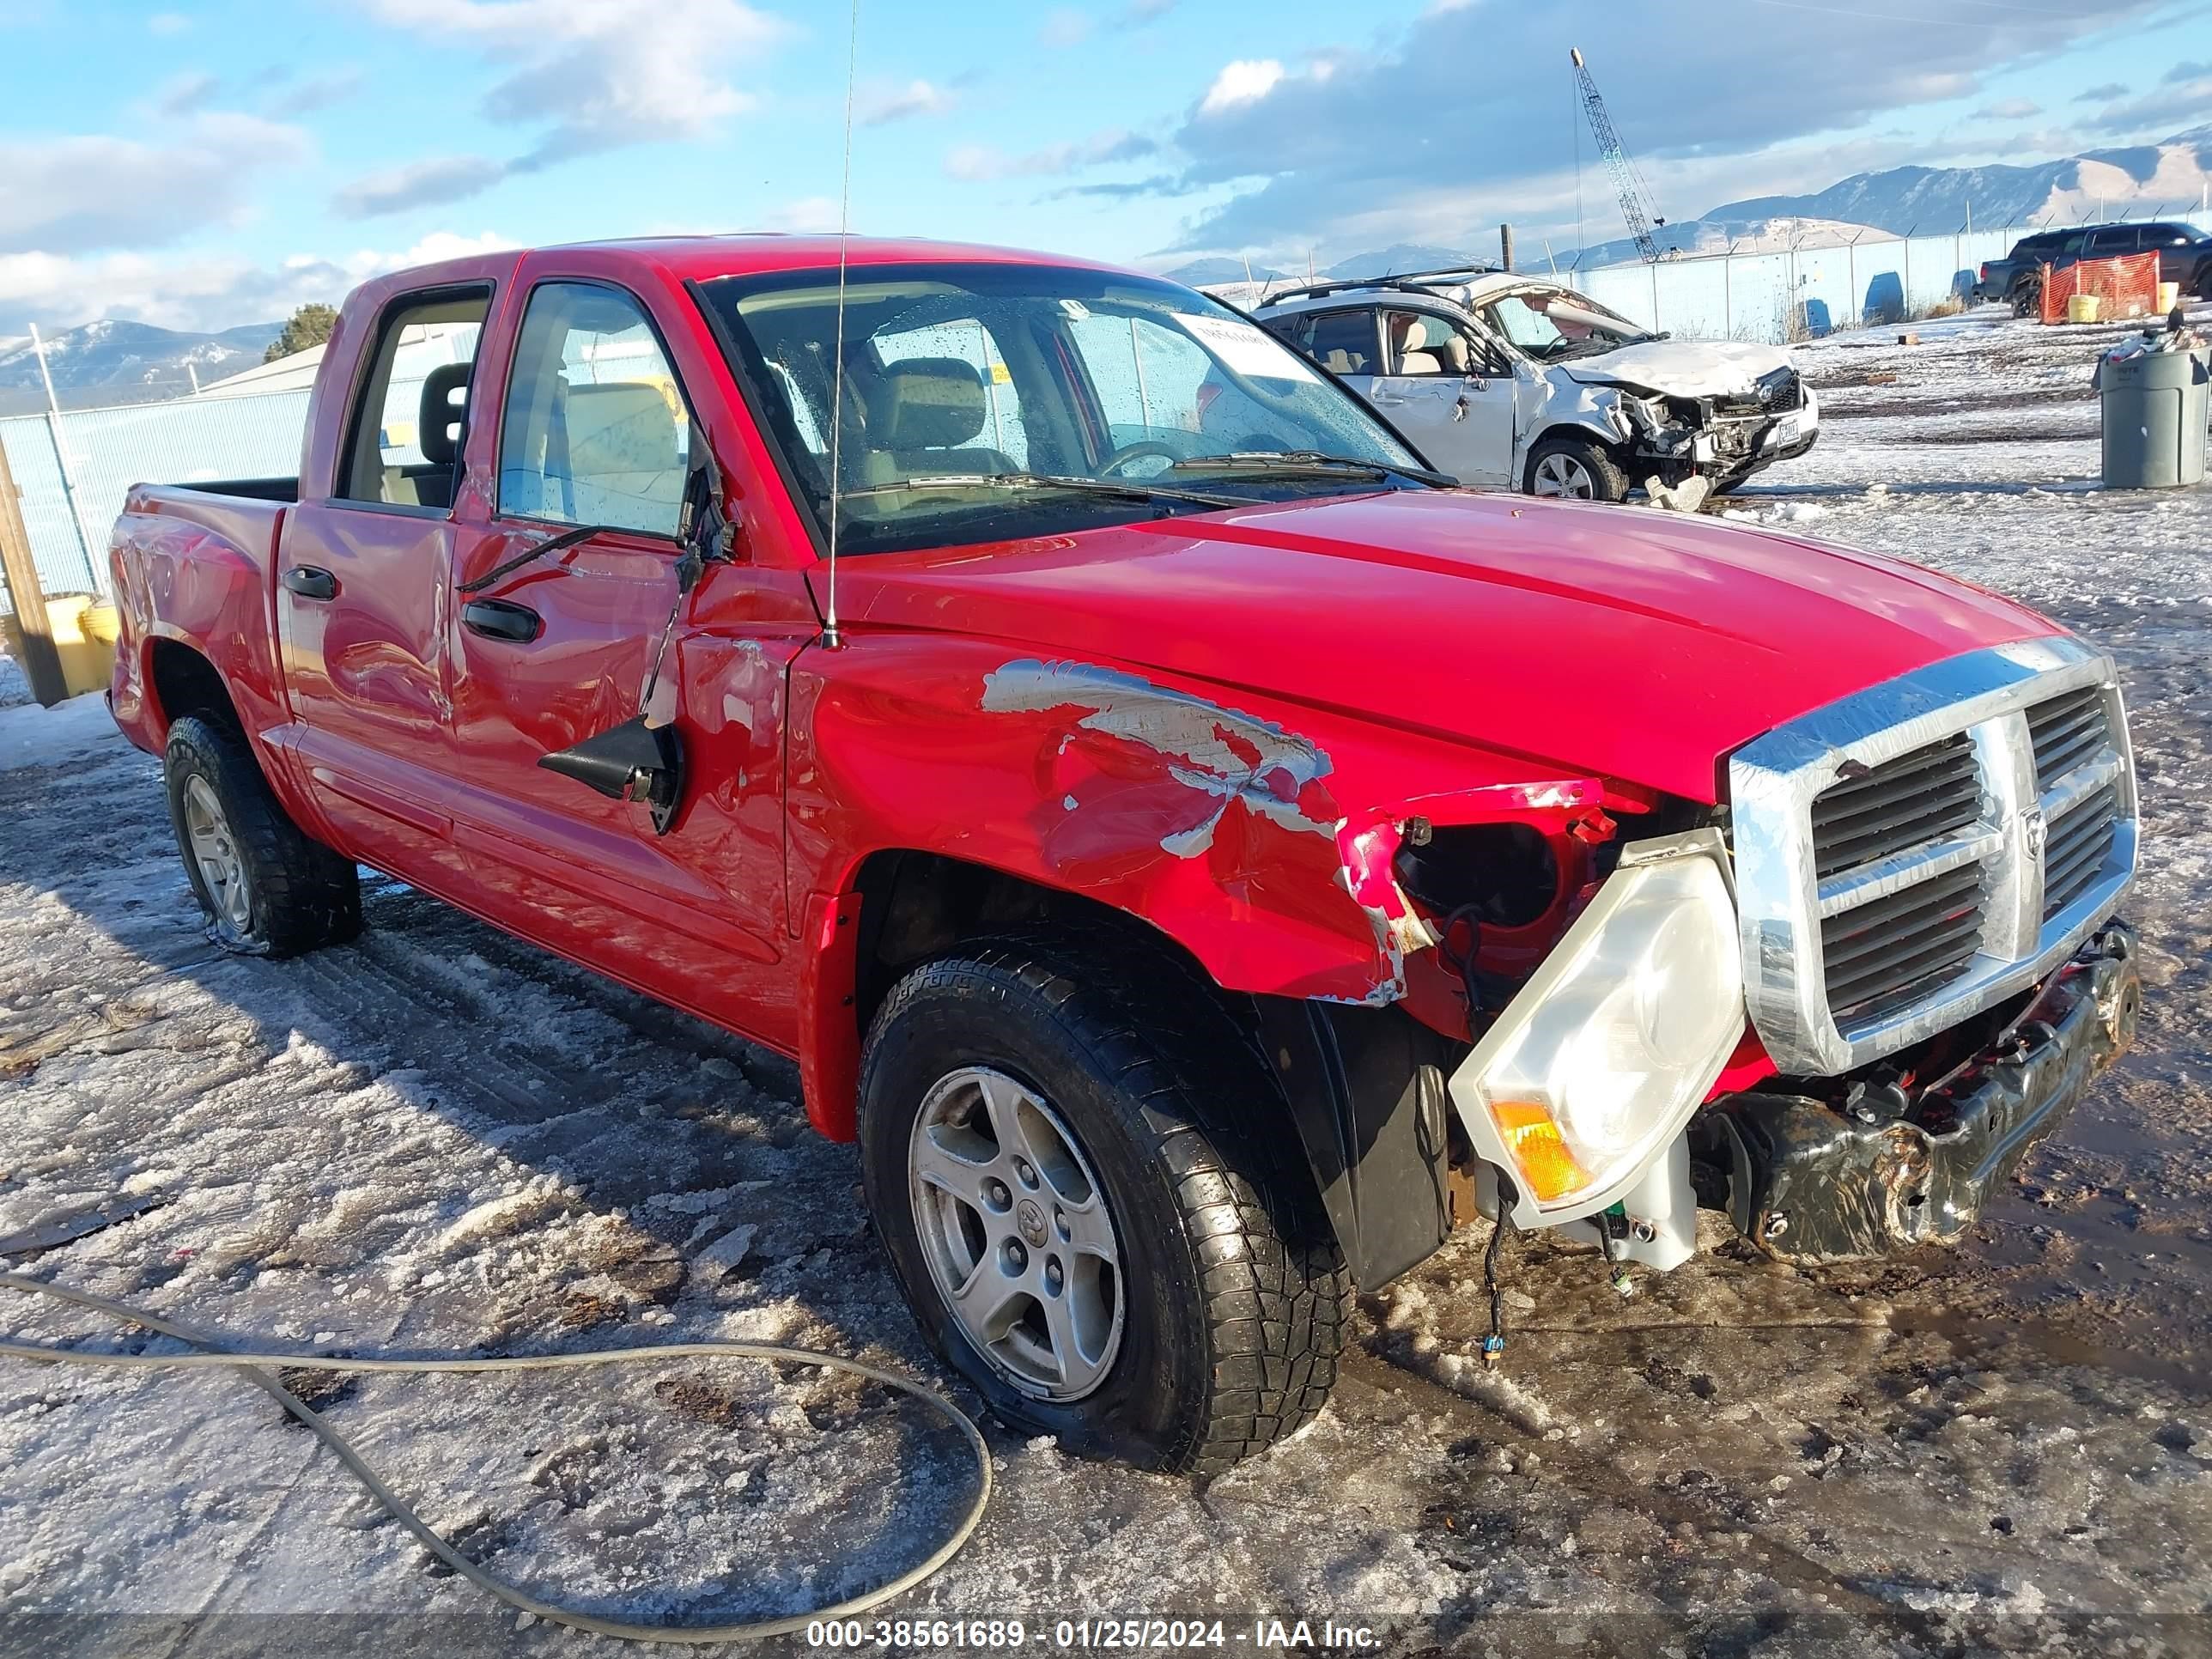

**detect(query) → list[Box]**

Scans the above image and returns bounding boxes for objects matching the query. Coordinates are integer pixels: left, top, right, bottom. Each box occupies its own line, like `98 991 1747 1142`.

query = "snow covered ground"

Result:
4 306 2212 1657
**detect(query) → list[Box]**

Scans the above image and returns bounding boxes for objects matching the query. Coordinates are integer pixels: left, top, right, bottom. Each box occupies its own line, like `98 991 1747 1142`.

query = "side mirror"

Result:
678 456 736 563
539 716 686 836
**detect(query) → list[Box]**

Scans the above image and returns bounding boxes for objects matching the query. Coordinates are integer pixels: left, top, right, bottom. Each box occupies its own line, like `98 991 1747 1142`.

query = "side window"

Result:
338 289 489 508
1291 309 1371 378
498 283 692 538
1302 310 1379 376
1485 295 1565 354
2085 228 2137 258
1383 310 1474 376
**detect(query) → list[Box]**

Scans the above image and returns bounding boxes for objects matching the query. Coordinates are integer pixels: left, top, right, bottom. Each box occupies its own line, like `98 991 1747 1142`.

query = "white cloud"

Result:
856 78 955 127
146 10 191 33
265 66 367 118
1200 59 1285 115
334 155 507 218
1038 7 1091 47
365 0 789 168
1970 96 2041 121
1164 1 2162 255
0 113 313 256
0 232 519 335
946 129 1158 182
152 70 222 118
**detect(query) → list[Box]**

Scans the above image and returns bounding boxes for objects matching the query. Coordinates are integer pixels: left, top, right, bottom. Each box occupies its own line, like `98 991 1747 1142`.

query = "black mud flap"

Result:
1253 998 1460 1290
1713 926 2141 1264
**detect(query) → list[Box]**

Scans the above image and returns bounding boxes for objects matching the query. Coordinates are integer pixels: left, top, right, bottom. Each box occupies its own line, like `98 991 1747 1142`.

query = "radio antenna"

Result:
822 0 859 649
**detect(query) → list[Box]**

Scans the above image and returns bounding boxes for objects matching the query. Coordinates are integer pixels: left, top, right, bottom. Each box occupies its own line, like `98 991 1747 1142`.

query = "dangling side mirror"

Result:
538 457 729 837
539 717 686 836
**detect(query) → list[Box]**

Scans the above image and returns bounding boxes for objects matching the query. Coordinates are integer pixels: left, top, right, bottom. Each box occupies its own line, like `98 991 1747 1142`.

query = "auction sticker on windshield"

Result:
1175 313 1318 382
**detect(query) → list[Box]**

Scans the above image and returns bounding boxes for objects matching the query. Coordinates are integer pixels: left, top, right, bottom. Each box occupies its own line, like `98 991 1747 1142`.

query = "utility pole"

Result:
1499 223 1515 271
0 439 68 707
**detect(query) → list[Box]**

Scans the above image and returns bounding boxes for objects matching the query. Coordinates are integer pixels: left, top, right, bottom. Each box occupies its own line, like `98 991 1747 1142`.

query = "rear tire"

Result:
2010 279 2041 318
859 934 1351 1476
1524 435 1629 503
164 715 362 957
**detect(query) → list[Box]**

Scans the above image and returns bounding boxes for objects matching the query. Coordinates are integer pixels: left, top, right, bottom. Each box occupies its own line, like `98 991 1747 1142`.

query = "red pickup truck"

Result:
107 236 2142 1474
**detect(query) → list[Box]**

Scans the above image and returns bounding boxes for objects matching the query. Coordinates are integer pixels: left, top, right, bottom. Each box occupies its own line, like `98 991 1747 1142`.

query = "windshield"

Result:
1483 288 1652 362
698 262 1428 556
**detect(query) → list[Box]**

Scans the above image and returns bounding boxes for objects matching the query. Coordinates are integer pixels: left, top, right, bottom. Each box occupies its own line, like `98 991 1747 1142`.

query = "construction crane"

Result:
1571 46 1667 264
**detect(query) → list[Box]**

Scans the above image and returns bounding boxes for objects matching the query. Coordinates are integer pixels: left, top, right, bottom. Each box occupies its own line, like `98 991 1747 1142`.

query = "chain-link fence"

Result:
1206 210 2212 349
0 388 309 612
1565 211 2212 344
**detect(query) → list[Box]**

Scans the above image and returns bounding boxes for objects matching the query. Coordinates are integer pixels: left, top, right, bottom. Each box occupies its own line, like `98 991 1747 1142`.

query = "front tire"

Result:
859 936 1351 1476
164 714 361 957
1524 435 1629 502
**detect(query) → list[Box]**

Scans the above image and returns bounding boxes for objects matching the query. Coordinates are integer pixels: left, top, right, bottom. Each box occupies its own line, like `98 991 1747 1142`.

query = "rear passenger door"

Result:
277 283 491 875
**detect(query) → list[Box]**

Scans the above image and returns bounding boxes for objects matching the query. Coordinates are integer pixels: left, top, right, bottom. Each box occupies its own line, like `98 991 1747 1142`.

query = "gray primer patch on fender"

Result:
981 658 1336 853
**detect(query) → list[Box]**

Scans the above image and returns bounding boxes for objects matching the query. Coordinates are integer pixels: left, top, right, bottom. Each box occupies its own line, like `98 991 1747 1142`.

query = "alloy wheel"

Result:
908 1066 1124 1401
1531 453 1597 498
181 775 252 932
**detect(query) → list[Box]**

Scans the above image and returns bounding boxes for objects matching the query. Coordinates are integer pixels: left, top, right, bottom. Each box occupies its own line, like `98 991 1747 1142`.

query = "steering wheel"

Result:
1097 440 1184 478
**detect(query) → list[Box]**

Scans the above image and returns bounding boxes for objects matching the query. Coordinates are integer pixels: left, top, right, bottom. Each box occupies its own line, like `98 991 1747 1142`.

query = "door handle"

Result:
462 598 542 643
282 566 337 601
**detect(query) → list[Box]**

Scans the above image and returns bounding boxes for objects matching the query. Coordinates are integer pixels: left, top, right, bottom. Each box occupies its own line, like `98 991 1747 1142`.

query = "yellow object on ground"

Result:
1 593 119 700
2067 294 2103 324
2156 280 2181 313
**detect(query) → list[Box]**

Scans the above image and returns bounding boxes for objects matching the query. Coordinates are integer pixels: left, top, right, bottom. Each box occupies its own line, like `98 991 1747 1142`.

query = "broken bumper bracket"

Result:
1711 923 2141 1263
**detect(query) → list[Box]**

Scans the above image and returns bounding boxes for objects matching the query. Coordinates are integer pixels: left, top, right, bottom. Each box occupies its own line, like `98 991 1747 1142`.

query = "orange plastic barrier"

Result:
2041 252 2160 324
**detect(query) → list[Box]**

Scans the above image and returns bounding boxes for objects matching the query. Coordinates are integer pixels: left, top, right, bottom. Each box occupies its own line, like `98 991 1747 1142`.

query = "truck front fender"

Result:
784 635 1615 1136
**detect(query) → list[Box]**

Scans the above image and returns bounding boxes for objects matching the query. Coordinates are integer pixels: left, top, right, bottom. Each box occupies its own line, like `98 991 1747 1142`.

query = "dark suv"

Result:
1977 222 2212 313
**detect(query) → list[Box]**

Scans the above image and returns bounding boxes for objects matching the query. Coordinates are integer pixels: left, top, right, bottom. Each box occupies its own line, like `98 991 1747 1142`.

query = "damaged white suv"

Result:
1249 268 1819 507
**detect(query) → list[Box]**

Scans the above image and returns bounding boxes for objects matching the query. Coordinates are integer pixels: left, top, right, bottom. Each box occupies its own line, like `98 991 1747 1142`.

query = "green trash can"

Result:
2095 347 2209 488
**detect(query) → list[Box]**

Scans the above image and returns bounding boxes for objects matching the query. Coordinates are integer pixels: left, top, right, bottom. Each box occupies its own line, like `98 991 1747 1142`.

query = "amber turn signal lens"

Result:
1489 1099 1593 1202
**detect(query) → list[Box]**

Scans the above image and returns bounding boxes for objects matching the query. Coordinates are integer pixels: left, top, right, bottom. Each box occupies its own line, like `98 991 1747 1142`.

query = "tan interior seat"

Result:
860 357 1015 484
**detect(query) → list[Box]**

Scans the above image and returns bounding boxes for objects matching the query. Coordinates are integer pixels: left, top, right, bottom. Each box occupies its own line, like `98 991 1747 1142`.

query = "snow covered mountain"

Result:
1705 126 2212 238
0 320 283 416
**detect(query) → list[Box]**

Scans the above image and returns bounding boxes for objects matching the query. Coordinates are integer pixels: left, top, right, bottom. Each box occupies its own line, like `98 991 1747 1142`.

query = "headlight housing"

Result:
1449 829 1744 1229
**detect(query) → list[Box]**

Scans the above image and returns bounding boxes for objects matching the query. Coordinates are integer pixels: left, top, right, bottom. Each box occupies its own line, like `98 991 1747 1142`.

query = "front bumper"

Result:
1705 923 2140 1264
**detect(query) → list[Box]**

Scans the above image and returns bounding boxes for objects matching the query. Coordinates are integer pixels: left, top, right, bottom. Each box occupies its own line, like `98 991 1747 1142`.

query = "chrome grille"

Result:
1729 639 2138 1076
2044 783 2119 921
1809 732 1982 879
1821 862 1988 1024
2029 687 2107 791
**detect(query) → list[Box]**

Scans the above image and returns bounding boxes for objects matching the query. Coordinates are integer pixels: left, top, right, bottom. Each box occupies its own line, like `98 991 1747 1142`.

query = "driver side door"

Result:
442 273 790 1015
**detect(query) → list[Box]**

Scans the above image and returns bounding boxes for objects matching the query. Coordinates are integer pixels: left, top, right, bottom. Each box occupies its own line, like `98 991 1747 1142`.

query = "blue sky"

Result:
0 0 2205 333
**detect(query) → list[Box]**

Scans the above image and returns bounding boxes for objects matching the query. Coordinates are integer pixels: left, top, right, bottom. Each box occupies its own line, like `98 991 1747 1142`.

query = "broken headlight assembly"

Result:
1448 829 1743 1229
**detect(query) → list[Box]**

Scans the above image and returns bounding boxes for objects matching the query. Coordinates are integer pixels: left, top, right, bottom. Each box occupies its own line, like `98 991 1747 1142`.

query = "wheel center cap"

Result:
1015 1197 1048 1248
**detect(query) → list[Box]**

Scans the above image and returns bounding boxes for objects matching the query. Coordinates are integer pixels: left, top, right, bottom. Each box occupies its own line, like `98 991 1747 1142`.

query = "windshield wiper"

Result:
1169 451 1455 489
831 471 1245 511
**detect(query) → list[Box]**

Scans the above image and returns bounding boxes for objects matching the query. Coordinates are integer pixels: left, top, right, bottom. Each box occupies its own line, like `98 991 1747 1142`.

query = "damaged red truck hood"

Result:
837 489 2060 804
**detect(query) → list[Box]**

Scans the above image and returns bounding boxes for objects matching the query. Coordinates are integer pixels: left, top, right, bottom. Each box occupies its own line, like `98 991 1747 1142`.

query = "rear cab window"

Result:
337 289 491 512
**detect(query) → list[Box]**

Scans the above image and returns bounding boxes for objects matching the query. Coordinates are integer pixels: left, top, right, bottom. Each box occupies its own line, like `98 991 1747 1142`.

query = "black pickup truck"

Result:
1977 222 2212 313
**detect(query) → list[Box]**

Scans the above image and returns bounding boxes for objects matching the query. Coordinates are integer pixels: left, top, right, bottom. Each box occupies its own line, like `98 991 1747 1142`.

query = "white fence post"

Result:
27 325 102 594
